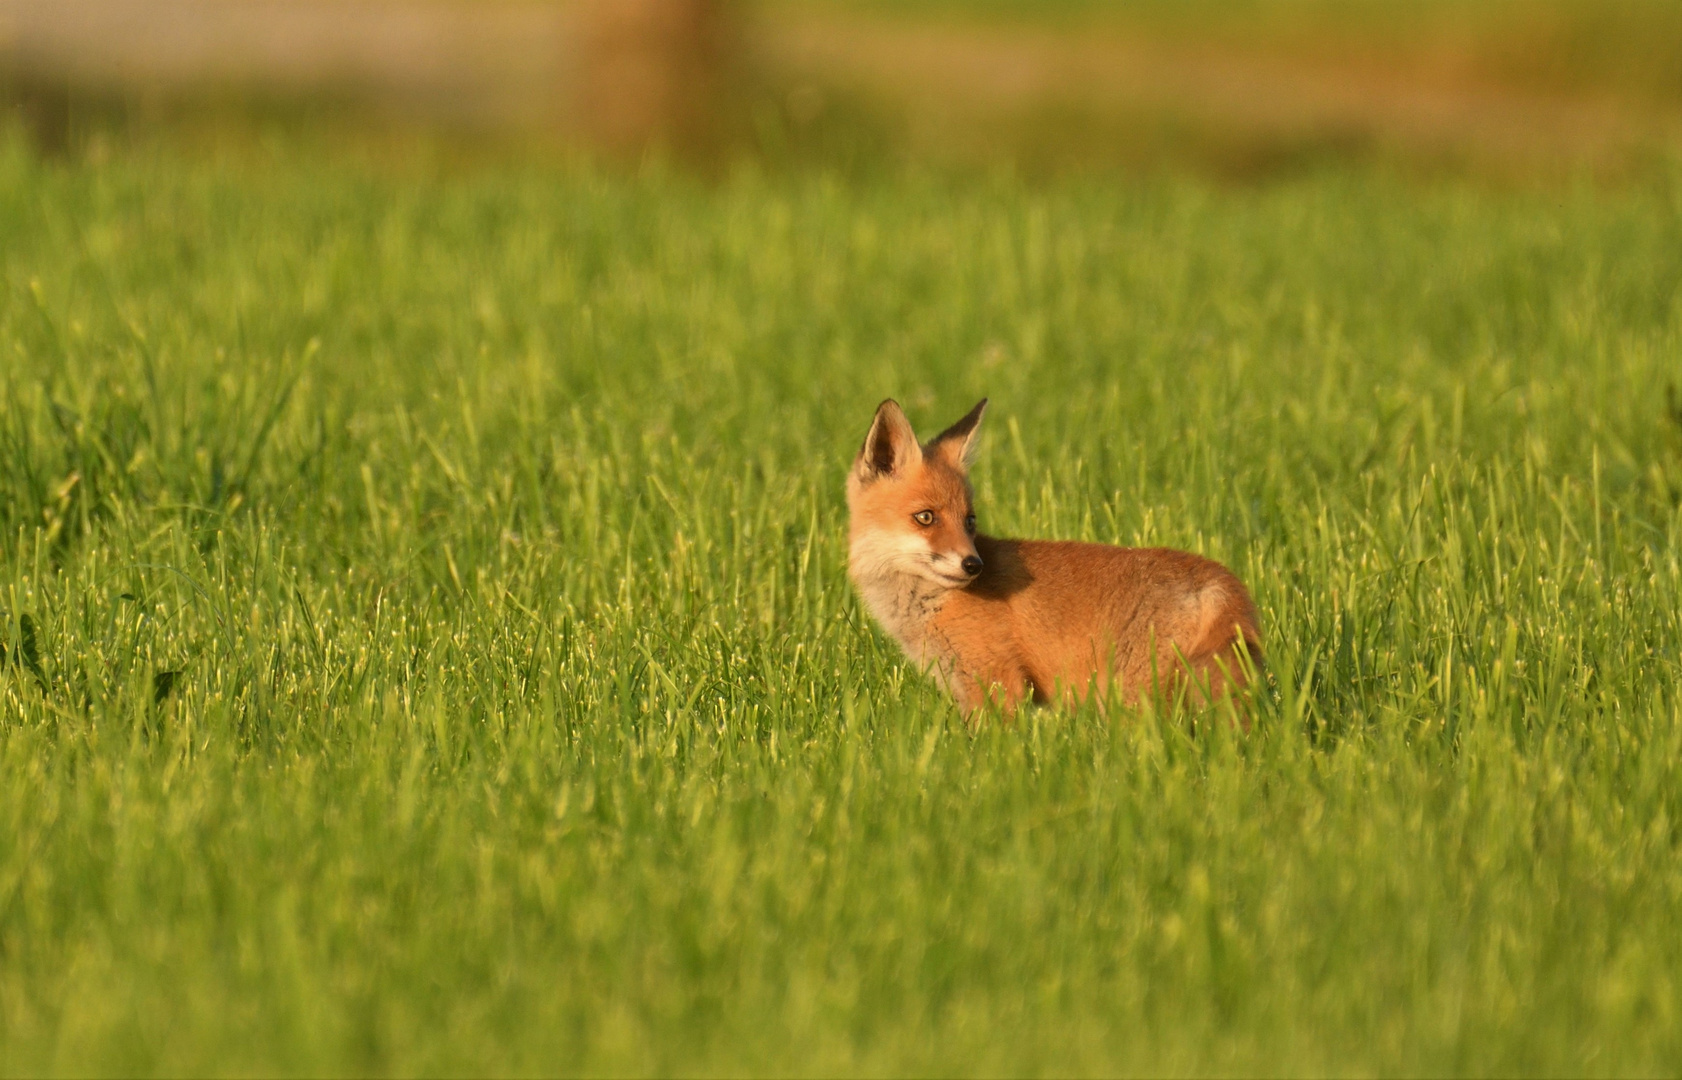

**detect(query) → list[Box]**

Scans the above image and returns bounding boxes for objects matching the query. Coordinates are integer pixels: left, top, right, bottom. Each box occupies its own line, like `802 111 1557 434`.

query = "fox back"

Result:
846 398 1262 716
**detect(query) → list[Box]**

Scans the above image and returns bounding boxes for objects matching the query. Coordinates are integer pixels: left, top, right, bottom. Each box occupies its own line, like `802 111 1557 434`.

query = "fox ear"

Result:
929 398 987 471
856 399 921 481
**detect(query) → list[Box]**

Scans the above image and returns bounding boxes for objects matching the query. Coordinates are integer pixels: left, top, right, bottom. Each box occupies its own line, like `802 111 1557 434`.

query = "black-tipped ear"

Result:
929 398 987 471
856 399 921 480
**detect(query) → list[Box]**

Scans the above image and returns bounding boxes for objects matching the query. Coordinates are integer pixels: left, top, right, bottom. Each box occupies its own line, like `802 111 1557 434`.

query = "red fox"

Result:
847 398 1262 717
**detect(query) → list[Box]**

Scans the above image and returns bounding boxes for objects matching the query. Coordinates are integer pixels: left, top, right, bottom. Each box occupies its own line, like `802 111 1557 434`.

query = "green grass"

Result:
2 136 1682 1074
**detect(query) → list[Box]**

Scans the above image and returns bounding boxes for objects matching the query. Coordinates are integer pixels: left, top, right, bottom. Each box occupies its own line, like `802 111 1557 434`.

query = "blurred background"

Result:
3 0 1682 179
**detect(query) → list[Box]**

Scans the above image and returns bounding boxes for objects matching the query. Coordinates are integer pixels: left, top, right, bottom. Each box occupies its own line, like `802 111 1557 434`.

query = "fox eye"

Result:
964 514 976 533
912 510 935 526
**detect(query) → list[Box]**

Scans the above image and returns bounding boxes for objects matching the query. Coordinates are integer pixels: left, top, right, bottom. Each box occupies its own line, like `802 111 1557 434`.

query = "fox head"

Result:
847 398 988 589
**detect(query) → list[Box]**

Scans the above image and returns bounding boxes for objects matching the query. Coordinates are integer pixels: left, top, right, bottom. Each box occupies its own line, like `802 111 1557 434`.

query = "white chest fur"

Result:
851 569 952 670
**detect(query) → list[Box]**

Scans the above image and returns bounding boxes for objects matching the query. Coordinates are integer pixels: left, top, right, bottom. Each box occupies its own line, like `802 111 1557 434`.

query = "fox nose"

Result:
961 554 984 577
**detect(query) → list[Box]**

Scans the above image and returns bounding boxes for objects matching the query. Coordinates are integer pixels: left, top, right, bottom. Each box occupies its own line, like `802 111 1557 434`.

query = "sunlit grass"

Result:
2 139 1681 1074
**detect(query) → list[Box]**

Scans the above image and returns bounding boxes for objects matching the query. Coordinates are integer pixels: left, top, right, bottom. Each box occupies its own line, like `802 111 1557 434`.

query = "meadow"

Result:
2 133 1682 1074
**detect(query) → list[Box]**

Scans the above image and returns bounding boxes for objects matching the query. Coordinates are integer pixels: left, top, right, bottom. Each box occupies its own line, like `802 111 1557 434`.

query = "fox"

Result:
846 398 1262 719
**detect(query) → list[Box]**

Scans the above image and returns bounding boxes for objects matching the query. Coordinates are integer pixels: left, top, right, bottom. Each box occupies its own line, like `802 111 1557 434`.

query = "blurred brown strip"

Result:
752 7 1682 175
0 0 725 153
3 0 1679 174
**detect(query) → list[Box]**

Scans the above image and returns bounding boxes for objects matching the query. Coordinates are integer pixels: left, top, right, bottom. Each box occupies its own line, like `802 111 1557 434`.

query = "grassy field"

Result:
2 134 1682 1074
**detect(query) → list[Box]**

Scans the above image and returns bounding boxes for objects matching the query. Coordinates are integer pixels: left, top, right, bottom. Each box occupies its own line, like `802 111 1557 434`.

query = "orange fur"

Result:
846 398 1262 720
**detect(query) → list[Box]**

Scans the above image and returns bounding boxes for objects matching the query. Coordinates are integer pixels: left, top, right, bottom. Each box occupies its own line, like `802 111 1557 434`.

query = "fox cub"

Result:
847 398 1262 716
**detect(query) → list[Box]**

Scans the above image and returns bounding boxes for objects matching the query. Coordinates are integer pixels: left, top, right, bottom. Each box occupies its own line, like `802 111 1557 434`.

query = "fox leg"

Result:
953 663 1034 720
1185 633 1263 728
